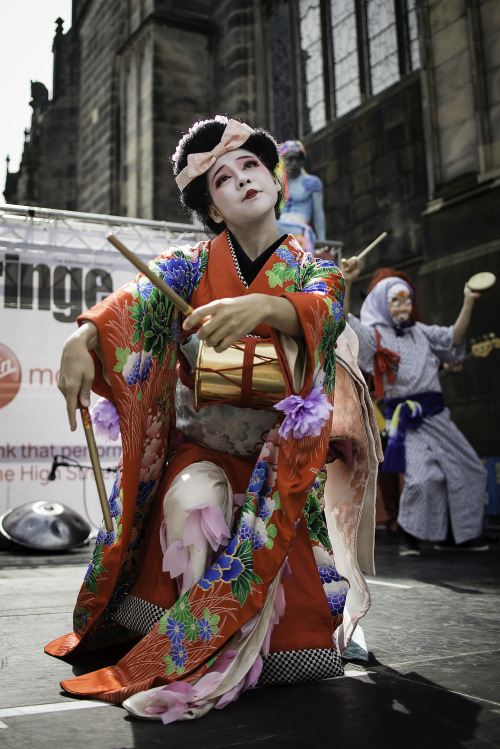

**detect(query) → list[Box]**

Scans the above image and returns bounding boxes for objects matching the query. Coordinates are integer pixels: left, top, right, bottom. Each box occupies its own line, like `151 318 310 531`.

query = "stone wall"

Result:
77 0 125 214
37 22 80 211
415 0 500 454
480 0 500 170
152 0 260 223
419 0 500 194
211 1 258 124
306 74 427 274
151 6 213 223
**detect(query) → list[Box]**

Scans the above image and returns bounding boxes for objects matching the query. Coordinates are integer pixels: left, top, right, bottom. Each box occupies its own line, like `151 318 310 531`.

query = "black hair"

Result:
172 116 283 235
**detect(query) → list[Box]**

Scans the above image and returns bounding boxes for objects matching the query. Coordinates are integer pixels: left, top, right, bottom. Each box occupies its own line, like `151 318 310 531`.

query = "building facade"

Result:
4 0 500 453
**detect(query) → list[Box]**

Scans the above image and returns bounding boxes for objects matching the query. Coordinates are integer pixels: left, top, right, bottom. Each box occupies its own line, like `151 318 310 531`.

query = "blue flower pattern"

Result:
171 644 188 668
156 252 203 299
248 461 271 496
166 617 185 646
95 529 115 547
199 618 211 642
198 541 244 590
276 247 300 267
331 300 344 324
108 477 121 518
303 280 329 294
138 277 154 300
137 479 156 506
326 586 348 617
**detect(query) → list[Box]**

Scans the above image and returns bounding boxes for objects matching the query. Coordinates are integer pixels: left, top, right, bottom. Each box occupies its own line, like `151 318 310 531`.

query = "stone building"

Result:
3 0 500 454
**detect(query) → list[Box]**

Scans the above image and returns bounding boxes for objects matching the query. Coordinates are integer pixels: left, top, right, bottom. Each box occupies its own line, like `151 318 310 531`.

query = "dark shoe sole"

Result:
434 544 489 552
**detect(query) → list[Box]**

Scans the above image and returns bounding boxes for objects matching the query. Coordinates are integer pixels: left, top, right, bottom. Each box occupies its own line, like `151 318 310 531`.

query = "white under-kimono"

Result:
347 314 487 543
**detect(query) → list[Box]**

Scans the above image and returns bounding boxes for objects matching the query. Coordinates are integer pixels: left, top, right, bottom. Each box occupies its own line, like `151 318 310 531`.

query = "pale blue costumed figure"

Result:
277 140 326 253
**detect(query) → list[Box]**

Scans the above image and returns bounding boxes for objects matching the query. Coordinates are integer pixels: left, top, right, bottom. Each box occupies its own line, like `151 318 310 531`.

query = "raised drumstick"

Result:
357 231 388 260
107 234 194 316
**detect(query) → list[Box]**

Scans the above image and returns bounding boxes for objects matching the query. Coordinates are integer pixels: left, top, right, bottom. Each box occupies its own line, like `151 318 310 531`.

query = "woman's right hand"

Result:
341 256 362 283
57 322 98 431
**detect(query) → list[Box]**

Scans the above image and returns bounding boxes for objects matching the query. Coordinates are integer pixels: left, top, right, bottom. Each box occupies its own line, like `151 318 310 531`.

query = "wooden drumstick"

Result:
107 234 194 316
82 236 195 533
80 406 113 532
357 231 388 260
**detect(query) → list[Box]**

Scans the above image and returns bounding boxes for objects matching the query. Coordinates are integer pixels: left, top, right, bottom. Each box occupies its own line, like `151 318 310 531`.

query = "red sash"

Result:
373 328 400 398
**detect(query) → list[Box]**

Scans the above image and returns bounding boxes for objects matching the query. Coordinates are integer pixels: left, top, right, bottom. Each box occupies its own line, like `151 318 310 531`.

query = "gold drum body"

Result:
194 338 286 409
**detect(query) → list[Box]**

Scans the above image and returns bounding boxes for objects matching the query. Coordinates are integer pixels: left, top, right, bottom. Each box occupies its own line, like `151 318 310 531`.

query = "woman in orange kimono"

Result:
46 116 378 724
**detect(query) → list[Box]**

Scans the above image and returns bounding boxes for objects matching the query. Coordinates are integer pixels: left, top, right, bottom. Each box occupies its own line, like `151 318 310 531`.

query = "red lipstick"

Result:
244 189 258 200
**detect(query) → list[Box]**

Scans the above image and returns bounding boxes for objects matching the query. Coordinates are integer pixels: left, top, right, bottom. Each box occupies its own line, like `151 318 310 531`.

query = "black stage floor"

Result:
1 528 499 748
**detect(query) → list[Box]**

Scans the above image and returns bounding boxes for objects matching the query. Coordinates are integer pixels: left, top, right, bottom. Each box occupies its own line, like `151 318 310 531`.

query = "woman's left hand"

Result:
183 294 301 351
183 295 267 352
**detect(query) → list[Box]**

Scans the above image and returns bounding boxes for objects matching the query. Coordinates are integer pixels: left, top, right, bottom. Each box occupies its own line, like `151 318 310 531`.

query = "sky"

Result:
0 1 73 196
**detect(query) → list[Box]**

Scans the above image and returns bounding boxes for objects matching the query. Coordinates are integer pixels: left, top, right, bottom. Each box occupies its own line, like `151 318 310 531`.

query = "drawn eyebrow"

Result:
212 166 225 181
212 155 257 182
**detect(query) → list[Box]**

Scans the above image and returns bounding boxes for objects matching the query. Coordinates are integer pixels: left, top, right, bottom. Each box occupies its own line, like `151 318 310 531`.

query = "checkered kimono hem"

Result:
258 648 344 685
111 594 345 685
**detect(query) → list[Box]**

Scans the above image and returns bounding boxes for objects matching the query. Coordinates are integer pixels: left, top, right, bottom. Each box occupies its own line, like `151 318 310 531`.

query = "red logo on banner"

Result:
0 342 22 408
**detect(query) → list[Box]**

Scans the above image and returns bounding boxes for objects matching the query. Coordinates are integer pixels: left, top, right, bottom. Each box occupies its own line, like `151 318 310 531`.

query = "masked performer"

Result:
277 139 326 253
46 117 380 724
342 256 488 557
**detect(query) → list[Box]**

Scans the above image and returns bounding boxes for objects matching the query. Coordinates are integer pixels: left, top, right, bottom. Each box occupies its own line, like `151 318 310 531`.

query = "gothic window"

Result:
298 0 326 135
266 0 420 136
366 0 399 95
268 4 295 143
330 0 360 118
407 0 421 71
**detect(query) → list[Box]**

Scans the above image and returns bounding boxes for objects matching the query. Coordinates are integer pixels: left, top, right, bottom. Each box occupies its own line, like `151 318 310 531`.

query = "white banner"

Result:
0 211 202 527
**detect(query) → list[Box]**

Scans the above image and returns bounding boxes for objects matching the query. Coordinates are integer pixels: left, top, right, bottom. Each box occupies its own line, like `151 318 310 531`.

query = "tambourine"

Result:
194 338 286 410
467 271 497 293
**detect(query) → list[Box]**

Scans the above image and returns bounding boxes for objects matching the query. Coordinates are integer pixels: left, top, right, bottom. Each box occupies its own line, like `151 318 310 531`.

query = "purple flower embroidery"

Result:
239 513 268 551
326 589 348 617
317 562 344 584
95 528 115 546
324 580 349 617
90 398 120 442
275 385 334 440
122 351 141 385
139 352 153 382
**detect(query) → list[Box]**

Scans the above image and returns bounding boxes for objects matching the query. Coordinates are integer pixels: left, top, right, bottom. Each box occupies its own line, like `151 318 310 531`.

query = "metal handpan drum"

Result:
0 501 91 551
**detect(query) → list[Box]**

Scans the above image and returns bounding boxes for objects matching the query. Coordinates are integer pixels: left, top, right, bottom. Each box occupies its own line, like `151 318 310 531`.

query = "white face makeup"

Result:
388 289 413 324
206 148 280 230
